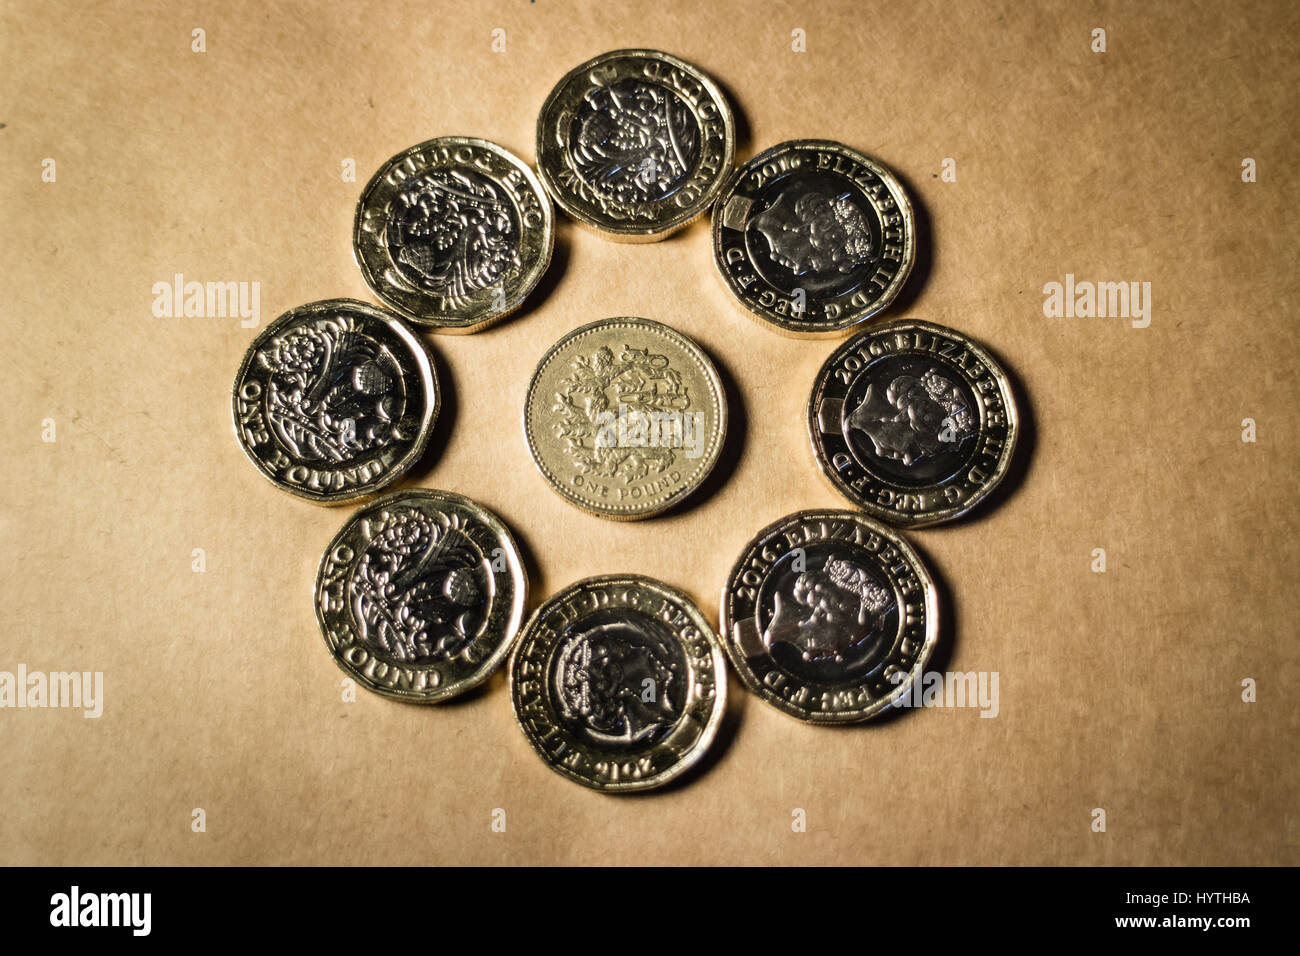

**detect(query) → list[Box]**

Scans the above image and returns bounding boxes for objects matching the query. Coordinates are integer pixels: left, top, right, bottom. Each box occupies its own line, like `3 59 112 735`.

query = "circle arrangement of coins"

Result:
229 49 1023 792
524 317 727 520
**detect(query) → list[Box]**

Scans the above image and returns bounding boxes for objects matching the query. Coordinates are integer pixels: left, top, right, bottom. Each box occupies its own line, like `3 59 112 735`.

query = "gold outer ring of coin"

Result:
352 136 555 333
710 139 916 338
508 574 727 792
807 318 1019 528
230 298 439 505
719 509 939 723
535 49 736 242
314 488 528 703
522 317 728 520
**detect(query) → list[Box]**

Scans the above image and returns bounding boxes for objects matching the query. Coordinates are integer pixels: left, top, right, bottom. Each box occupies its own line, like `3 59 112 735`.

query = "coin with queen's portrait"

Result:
712 139 916 337
721 510 939 723
808 319 1018 527
510 575 726 791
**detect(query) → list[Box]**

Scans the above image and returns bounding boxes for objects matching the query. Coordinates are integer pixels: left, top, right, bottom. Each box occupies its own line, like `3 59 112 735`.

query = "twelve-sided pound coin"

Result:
231 299 439 504
523 317 727 520
712 139 915 337
536 49 735 241
315 489 527 703
808 319 1018 527
721 510 939 723
354 136 554 332
509 574 726 791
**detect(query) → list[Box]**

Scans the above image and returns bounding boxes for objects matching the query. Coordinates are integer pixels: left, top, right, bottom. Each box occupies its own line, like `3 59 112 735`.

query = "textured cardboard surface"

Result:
1 0 1296 865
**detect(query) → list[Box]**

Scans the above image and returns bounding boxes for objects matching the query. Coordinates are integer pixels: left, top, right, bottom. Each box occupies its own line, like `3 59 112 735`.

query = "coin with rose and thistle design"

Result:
509 574 726 791
315 489 527 703
231 299 439 504
711 139 915 337
536 49 735 241
523 317 726 520
721 510 939 723
354 136 554 332
808 319 1018 527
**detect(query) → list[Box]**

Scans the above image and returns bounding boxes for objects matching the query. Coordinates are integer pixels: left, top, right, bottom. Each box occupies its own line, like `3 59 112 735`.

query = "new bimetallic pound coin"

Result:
231 299 439 504
536 49 735 241
509 575 726 791
712 140 915 337
523 317 727 520
354 136 554 332
315 489 527 703
808 319 1018 527
721 510 938 723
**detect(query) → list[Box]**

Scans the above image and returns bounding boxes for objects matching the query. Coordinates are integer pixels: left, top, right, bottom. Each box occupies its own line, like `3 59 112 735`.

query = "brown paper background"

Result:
2 0 1296 866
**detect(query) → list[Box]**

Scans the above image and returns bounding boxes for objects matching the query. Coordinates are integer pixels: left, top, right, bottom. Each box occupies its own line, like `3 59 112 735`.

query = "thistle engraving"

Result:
348 507 491 663
258 317 406 464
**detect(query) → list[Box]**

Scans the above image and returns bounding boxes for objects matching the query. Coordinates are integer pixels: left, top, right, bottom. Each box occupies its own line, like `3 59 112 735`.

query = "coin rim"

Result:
806 318 1020 527
230 298 440 505
719 508 939 723
522 316 728 520
313 488 528 703
535 48 736 242
508 573 728 791
352 136 555 332
710 139 916 338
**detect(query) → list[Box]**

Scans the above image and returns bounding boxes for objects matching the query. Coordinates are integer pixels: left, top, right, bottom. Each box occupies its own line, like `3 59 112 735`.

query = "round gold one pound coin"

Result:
523 317 727 520
509 574 727 791
536 49 735 241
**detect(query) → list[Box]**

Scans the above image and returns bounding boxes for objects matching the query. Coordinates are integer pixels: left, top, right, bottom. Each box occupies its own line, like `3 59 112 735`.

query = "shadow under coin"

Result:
505 226 570 328
622 669 747 797
878 164 933 318
397 341 458 486
929 345 1035 531
657 342 747 520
